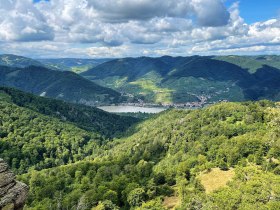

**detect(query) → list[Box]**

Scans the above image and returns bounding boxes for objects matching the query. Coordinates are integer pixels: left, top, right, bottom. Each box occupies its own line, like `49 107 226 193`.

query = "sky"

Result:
0 0 280 58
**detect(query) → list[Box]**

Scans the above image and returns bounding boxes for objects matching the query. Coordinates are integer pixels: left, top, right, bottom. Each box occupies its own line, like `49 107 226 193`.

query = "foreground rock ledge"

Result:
0 159 29 210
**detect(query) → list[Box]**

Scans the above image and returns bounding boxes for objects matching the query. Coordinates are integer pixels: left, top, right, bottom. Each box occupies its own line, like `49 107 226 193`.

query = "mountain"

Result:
0 87 138 138
0 65 125 106
0 54 44 68
215 55 280 73
0 88 138 173
11 100 280 209
82 56 280 105
38 58 113 73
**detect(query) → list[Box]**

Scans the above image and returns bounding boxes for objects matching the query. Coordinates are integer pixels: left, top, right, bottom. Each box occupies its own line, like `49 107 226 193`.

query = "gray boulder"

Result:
0 159 29 210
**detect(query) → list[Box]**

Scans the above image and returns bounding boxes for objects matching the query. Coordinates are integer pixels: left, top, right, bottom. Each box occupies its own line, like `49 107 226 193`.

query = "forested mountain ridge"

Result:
0 54 44 68
10 100 280 209
2 54 280 106
0 87 138 138
0 92 103 174
215 55 280 73
0 65 125 106
82 55 280 104
38 58 113 73
0 88 140 174
0 54 111 73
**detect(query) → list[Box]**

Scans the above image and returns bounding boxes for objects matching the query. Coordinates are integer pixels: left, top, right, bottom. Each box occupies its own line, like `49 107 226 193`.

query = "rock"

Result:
0 159 29 210
0 171 16 188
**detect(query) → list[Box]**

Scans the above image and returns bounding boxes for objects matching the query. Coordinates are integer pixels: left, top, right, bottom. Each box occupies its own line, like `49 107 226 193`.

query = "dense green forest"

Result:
0 54 43 68
1 92 278 209
0 88 139 174
0 87 138 138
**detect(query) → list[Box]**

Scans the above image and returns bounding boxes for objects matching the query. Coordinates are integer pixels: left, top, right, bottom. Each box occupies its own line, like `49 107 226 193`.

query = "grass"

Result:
129 79 173 104
71 65 94 73
163 196 180 209
199 168 235 194
214 56 263 74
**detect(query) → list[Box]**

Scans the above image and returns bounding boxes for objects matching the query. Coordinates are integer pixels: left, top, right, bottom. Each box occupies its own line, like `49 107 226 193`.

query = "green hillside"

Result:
38 58 112 73
0 89 138 174
0 87 138 138
1 100 276 209
0 65 125 105
215 55 280 73
82 56 280 105
0 54 44 68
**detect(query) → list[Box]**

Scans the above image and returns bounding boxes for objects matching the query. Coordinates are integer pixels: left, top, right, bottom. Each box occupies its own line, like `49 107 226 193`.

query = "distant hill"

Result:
0 54 44 68
214 55 280 73
0 65 125 106
0 54 113 73
82 56 280 104
38 58 113 73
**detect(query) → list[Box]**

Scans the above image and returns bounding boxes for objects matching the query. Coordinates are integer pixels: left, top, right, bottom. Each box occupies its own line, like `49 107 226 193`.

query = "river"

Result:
98 105 167 113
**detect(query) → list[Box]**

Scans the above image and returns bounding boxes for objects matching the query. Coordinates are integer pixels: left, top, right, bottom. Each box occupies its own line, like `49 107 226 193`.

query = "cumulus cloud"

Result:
85 0 230 27
0 0 280 57
0 0 54 41
191 0 230 26
31 0 230 45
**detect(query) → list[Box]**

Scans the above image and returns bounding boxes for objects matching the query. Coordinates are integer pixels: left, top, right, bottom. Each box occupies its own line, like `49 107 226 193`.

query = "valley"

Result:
2 55 280 110
81 55 280 107
1 1 280 209
1 54 280 209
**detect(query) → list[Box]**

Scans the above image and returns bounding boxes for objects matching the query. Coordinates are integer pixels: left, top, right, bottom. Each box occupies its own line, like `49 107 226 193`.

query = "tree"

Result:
219 159 228 171
93 200 119 210
103 190 118 204
127 188 146 207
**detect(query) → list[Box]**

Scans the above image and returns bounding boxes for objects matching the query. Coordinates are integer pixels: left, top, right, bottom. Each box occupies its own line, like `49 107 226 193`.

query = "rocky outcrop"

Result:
0 159 28 210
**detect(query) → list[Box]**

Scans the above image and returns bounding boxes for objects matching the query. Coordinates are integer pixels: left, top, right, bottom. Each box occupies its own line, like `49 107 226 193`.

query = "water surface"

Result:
98 105 167 113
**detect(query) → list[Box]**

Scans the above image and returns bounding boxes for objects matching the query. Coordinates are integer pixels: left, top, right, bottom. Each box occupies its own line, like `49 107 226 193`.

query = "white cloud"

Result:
191 0 230 26
0 0 54 41
0 0 280 57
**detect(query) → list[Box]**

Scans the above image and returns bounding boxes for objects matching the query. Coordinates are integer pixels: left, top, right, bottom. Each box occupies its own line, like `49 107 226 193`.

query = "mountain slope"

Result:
0 87 138 138
0 91 104 174
82 56 280 104
0 88 138 174
0 65 124 105
38 58 112 73
215 55 280 73
0 54 44 68
16 101 280 209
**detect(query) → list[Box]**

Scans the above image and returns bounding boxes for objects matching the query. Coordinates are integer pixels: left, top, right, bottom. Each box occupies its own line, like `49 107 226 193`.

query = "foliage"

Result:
0 87 139 138
0 98 104 174
1 98 279 209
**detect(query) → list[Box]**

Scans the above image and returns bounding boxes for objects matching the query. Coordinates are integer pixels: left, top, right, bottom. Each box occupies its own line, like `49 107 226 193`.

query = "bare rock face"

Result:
0 159 29 210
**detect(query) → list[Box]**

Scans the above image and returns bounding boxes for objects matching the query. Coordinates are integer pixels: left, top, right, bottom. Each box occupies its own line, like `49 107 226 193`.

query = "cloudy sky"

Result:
0 0 280 58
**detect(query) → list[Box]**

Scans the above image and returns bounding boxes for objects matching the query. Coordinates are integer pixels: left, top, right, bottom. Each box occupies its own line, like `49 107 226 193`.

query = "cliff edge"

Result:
0 159 29 210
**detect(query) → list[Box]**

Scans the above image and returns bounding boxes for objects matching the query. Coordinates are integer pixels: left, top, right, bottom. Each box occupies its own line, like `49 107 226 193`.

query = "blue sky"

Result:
1 0 280 58
226 0 280 23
